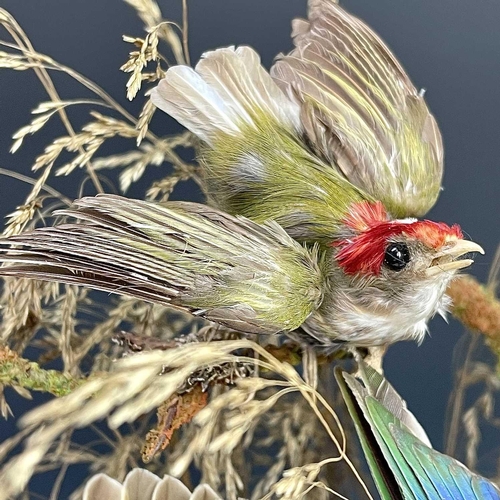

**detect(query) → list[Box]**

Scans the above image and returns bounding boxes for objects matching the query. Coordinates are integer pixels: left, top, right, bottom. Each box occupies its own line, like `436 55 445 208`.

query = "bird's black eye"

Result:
384 242 411 271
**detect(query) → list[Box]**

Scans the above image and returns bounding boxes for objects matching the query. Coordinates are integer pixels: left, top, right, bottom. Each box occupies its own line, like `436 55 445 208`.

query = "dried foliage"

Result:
0 2 366 498
445 246 500 482
0 1 499 499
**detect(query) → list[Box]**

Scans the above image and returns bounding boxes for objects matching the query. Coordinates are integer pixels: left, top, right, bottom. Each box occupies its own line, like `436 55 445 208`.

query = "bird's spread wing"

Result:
336 363 500 500
0 195 324 334
271 0 443 218
152 46 370 242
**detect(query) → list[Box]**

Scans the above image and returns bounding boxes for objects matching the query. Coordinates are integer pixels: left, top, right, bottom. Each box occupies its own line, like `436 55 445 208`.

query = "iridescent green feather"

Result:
339 362 500 500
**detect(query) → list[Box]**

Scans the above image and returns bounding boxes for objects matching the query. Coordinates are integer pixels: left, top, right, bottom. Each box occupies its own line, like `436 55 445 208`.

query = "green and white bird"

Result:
0 0 483 348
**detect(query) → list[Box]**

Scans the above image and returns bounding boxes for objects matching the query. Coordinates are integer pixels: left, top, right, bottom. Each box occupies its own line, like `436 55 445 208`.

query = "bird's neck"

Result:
302 255 452 348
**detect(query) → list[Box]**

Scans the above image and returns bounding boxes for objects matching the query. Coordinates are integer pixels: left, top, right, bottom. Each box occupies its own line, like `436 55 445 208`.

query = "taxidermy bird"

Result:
336 361 500 499
0 0 483 348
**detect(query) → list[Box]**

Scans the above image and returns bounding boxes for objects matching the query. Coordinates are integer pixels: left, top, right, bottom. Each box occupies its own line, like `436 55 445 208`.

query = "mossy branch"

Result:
0 344 84 397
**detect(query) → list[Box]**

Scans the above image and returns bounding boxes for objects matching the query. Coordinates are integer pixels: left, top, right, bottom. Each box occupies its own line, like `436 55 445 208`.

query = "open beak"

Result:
426 240 484 277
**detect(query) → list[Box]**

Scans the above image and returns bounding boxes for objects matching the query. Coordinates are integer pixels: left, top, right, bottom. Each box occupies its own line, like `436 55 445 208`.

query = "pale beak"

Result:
426 240 484 277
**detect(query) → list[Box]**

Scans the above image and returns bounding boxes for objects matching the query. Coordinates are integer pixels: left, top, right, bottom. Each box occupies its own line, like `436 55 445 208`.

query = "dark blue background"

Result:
1 0 499 496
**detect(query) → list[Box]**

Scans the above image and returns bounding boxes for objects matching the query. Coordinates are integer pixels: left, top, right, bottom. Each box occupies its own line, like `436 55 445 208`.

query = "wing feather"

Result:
0 195 324 334
271 0 444 217
151 46 301 146
337 362 500 500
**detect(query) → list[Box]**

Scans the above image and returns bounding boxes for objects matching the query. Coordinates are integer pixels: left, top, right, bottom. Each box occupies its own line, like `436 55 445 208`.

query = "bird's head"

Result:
333 201 484 294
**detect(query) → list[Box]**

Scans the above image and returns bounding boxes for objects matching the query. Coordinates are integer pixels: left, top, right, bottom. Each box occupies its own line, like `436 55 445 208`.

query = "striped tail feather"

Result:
0 195 324 334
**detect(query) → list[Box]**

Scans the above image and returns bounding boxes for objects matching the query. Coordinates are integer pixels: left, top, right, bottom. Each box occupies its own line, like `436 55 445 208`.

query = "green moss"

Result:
0 349 84 397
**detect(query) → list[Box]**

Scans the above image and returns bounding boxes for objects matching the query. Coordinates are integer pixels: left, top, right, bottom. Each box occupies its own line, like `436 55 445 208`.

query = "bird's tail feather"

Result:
335 362 500 499
151 46 301 145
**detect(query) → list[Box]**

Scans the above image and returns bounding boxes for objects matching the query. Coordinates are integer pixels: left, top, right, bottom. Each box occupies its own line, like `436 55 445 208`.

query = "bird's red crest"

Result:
334 202 463 276
344 201 389 230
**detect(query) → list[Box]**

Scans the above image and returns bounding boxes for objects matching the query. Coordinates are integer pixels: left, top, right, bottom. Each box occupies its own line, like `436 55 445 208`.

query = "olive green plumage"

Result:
153 0 443 232
201 114 369 242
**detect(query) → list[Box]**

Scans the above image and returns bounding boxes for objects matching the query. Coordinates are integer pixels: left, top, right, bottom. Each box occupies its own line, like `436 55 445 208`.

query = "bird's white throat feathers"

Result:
303 270 454 347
